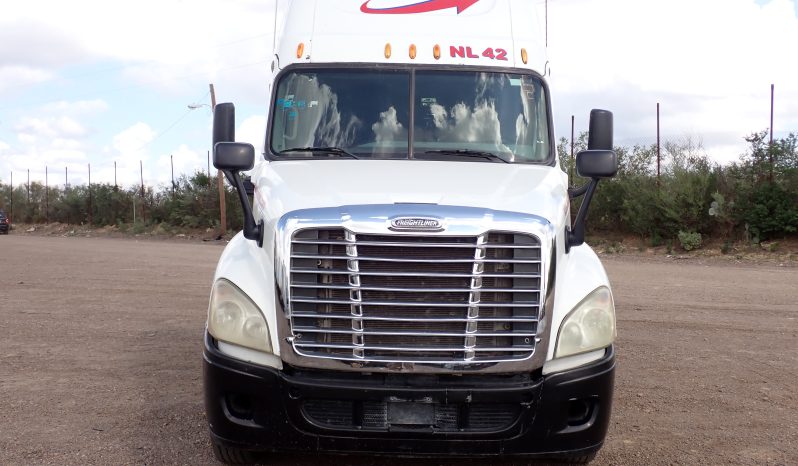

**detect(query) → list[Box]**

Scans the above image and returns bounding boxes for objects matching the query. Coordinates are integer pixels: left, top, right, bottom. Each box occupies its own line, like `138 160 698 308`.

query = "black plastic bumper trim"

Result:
203 332 615 458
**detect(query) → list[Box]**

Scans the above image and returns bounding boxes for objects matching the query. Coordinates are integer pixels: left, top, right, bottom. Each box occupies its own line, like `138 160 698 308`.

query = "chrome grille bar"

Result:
291 299 539 308
293 328 538 337
292 240 541 249
288 229 542 364
292 254 542 264
291 314 539 323
291 269 540 278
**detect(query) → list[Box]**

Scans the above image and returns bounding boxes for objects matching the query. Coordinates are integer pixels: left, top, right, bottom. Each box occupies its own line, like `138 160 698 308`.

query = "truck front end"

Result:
204 1 618 463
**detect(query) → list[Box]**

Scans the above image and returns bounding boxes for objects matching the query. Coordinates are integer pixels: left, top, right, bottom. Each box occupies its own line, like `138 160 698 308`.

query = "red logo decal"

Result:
361 0 479 15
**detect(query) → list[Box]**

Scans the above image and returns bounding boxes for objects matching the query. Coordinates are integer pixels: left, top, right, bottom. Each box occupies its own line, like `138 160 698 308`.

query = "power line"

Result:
128 89 211 153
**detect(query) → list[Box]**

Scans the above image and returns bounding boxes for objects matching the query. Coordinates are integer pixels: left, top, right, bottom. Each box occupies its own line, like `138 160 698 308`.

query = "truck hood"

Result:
254 160 568 226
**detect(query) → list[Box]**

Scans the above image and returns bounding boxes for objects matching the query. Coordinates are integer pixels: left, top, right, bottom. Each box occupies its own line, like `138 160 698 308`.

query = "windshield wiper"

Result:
278 147 360 159
422 149 509 164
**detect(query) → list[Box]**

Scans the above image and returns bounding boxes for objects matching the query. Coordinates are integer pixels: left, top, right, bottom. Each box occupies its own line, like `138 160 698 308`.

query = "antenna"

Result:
545 0 548 48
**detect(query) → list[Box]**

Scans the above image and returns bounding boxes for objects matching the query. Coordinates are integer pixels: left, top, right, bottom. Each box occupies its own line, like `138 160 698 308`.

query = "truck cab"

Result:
204 1 618 463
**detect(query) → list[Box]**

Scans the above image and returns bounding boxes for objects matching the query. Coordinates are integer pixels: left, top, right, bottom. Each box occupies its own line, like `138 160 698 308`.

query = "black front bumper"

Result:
204 333 615 459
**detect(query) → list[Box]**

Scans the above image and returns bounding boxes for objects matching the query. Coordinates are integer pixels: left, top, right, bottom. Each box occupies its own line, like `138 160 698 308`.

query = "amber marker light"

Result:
409 44 417 59
521 48 529 65
433 44 441 60
296 42 305 59
384 43 392 59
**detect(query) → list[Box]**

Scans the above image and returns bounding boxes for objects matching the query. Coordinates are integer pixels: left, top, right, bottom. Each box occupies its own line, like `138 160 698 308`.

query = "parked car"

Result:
0 209 9 234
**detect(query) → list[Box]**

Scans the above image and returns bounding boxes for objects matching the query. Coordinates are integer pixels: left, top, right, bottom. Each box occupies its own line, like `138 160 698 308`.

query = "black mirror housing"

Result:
587 109 613 151
213 102 236 146
576 149 618 179
214 142 255 172
567 109 617 253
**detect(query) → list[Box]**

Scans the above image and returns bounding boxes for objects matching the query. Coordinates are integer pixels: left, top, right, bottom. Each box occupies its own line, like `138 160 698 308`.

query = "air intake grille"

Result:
288 229 542 363
302 399 522 432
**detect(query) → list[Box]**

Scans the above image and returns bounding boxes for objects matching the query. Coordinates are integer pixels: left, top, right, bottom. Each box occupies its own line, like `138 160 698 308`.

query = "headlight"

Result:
555 287 616 358
208 279 272 353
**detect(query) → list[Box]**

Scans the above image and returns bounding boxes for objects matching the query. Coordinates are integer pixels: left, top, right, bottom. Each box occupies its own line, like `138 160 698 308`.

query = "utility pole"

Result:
27 169 30 205
211 83 227 237
171 154 175 197
88 163 93 225
140 160 146 225
45 166 49 223
9 171 12 223
114 161 118 190
657 102 661 185
65 166 68 189
770 84 775 146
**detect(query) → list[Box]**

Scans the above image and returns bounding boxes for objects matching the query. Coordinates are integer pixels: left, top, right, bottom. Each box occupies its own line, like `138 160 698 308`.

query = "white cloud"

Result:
15 116 87 142
156 145 203 185
237 115 268 154
41 99 109 115
547 0 798 162
108 122 156 186
112 123 156 153
0 65 53 94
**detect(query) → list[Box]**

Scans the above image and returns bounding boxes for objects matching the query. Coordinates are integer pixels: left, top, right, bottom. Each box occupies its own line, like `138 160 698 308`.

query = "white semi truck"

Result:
204 1 618 463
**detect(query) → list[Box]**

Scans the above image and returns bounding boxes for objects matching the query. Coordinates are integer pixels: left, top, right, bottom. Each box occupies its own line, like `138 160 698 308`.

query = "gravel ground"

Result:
1 235 796 465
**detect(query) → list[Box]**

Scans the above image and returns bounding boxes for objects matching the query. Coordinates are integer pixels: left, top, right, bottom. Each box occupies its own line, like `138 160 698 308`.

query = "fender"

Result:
548 243 613 362
213 232 281 357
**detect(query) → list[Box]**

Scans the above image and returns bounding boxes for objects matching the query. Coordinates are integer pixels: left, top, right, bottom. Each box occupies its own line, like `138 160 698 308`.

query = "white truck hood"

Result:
254 160 569 227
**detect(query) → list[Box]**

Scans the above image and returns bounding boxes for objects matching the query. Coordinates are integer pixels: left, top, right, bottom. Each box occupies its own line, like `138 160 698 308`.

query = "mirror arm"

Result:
565 178 599 253
568 183 591 199
226 169 264 247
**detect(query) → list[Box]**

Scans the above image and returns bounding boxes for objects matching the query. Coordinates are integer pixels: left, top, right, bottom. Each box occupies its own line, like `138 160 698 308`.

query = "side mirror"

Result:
576 149 618 179
212 103 263 247
567 110 617 253
214 142 255 172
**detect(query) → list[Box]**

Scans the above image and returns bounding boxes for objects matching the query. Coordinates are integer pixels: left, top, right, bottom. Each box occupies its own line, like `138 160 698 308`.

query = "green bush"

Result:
739 182 798 241
678 231 702 251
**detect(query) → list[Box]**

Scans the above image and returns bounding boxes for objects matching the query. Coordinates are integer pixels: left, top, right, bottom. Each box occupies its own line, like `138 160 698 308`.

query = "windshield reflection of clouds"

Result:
429 102 503 146
272 70 549 162
372 106 407 144
301 82 362 149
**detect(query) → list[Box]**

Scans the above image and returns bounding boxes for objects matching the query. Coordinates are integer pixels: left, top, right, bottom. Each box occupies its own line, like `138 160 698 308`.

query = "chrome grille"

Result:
288 229 542 363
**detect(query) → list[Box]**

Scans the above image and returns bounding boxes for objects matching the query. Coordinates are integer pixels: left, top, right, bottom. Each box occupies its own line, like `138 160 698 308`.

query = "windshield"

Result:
269 68 551 163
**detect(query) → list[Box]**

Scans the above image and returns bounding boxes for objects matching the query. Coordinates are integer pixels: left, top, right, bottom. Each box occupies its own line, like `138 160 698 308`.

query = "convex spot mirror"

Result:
214 142 255 172
576 150 618 179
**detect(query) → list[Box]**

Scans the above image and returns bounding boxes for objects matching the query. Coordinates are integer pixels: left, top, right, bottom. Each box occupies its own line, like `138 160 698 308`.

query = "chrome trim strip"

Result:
291 314 539 323
291 254 541 264
294 343 533 353
292 328 538 338
290 298 539 308
292 239 541 249
291 284 537 293
290 269 541 278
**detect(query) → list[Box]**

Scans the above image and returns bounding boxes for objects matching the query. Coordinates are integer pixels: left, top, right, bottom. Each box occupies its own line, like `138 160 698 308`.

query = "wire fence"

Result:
2 131 797 244
0 161 243 232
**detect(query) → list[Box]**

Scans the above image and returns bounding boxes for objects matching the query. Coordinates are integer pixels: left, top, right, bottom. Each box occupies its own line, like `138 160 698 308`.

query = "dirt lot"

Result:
1 235 796 465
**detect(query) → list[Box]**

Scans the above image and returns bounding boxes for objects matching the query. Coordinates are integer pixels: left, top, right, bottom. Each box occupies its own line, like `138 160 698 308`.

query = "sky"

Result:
1 0 797 189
